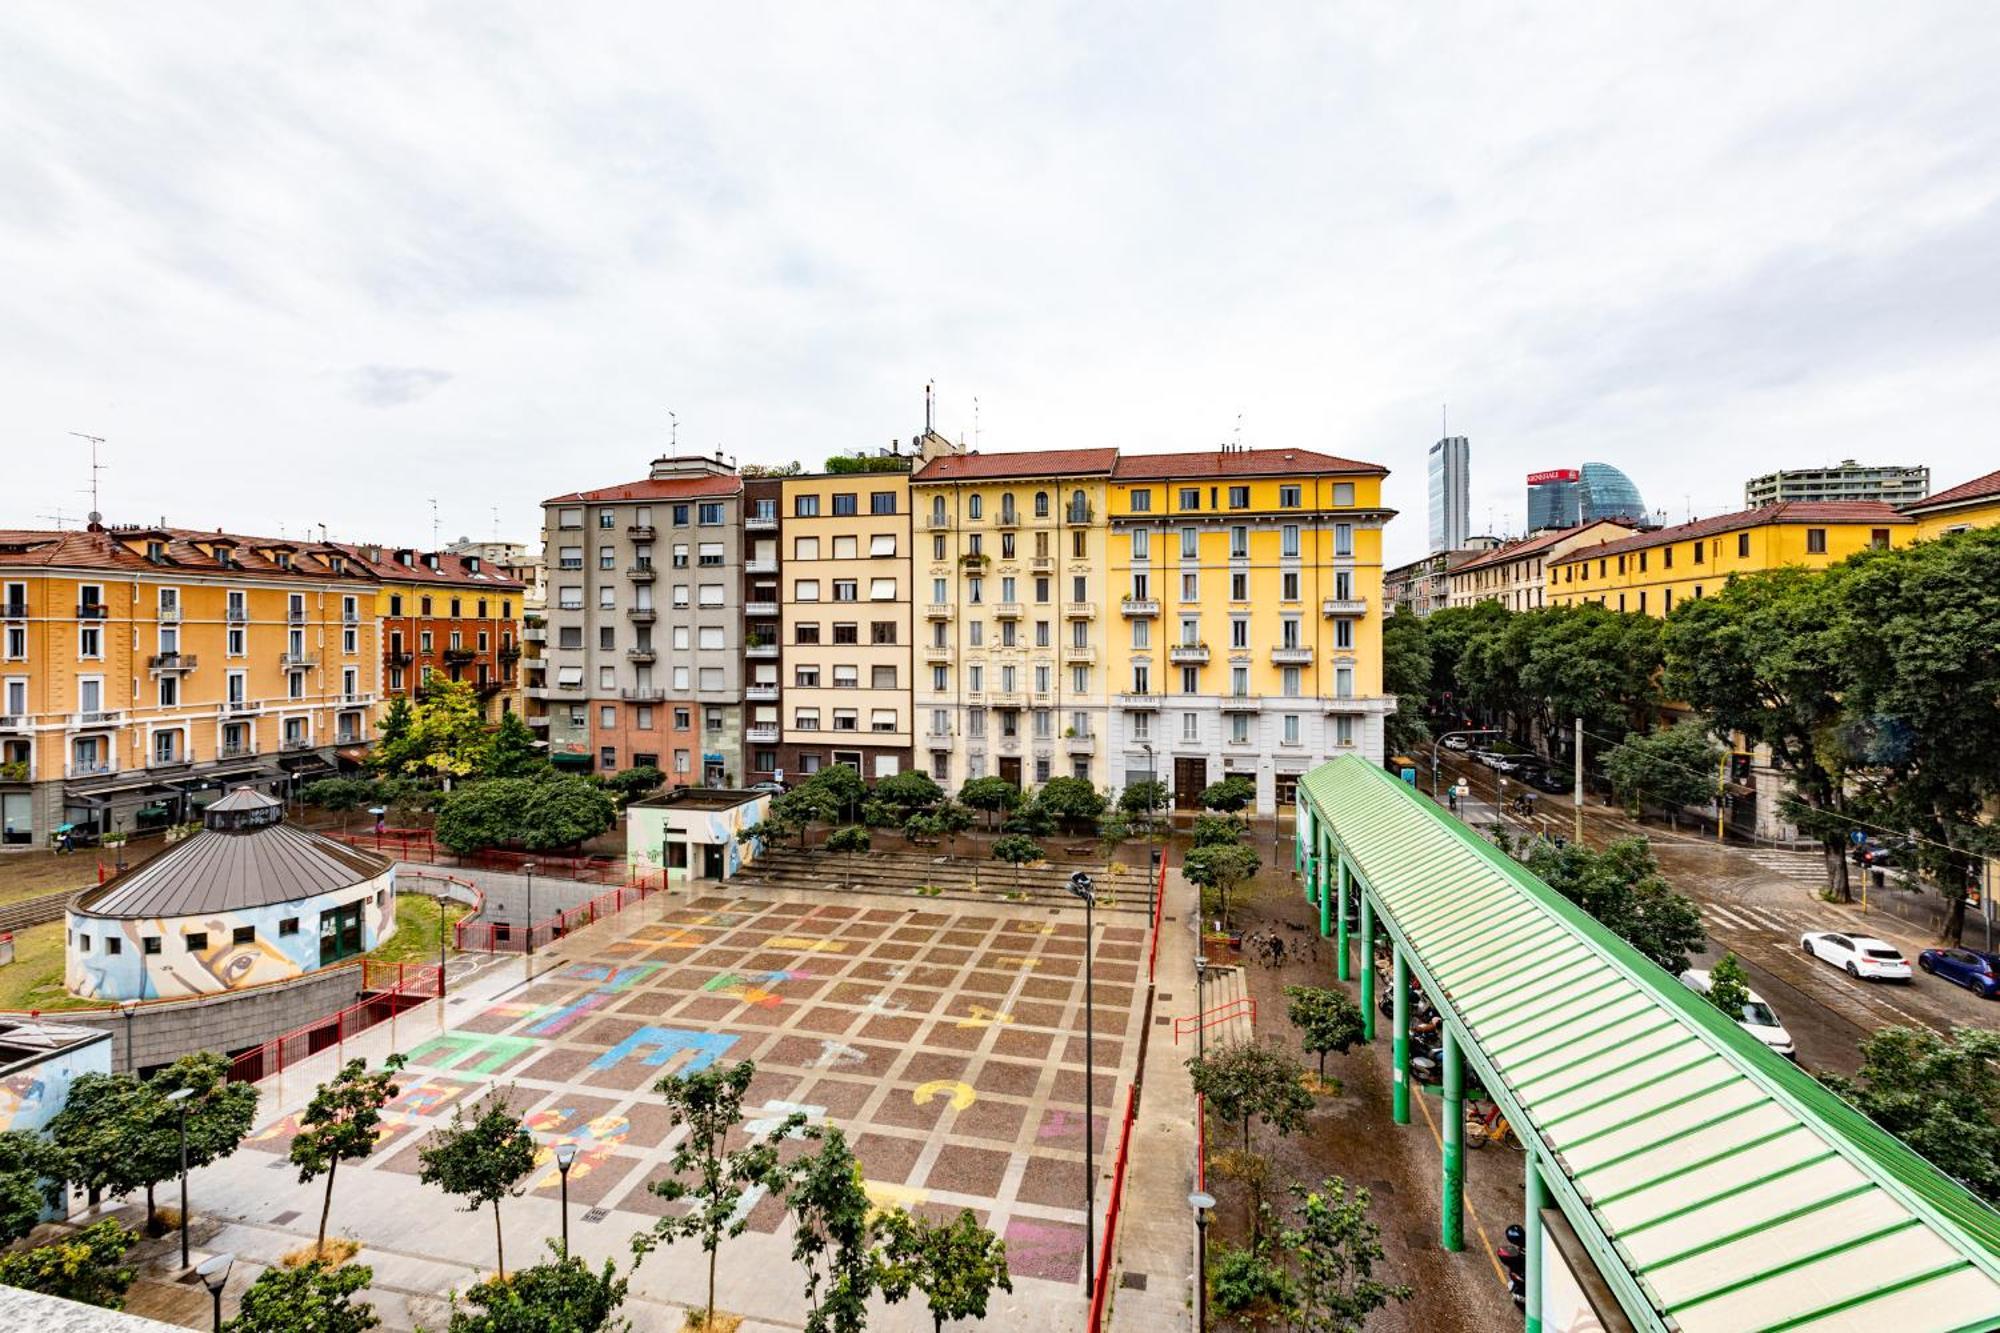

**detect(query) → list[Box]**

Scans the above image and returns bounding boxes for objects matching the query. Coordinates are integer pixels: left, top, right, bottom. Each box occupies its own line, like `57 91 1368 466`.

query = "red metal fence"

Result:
1172 995 1257 1046
1087 1083 1142 1332
452 873 664 954
332 830 634 885
1146 846 1169 982
226 961 440 1084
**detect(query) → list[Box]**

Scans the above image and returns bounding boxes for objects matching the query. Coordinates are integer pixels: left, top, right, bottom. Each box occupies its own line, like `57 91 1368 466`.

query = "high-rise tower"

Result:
1427 435 1469 551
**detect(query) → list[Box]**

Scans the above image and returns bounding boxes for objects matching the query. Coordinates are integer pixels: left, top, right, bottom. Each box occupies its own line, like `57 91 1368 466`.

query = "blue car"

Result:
1918 948 2000 998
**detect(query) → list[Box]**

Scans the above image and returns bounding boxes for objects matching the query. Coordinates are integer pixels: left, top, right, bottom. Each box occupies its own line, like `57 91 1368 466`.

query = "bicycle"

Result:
1465 1099 1521 1150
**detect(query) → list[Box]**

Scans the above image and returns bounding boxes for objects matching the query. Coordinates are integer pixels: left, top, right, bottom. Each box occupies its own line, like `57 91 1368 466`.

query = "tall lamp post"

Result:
119 999 139 1074
522 861 538 962
1067 871 1098 1300
1189 1190 1215 1331
197 1251 233 1332
165 1086 194 1269
1430 728 1500 800
1193 954 1208 1062
555 1142 578 1255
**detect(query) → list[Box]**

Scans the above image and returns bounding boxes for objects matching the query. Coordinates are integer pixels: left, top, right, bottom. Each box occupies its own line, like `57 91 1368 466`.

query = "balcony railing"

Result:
219 743 254 759
620 688 667 703
746 724 780 743
0 714 27 731
147 753 192 770
1321 596 1369 617
924 603 953 620
1168 644 1210 665
557 558 584 570
1066 503 1094 525
1061 644 1096 664
1030 556 1054 573
222 700 263 715
499 644 522 662
342 610 360 624
387 651 414 667
1064 732 1096 752
338 692 375 707
443 647 477 664
926 513 952 530
746 641 779 659
66 761 115 778
1120 597 1159 617
0 603 26 619
989 690 1026 708
627 564 657 581
993 602 1023 619
626 608 658 623
281 737 314 752
336 731 364 746
746 513 778 531
527 714 550 728
995 511 1020 530
226 607 249 624
280 652 317 669
1271 646 1313 665
148 652 198 671
627 523 657 539
69 710 121 727
625 648 657 664
156 606 181 623
1114 693 1160 710
744 600 779 618
287 609 308 625
1220 695 1263 713
76 603 108 619
524 686 555 700
1065 602 1097 620
745 684 780 702
522 625 547 642
745 558 777 575
924 644 954 663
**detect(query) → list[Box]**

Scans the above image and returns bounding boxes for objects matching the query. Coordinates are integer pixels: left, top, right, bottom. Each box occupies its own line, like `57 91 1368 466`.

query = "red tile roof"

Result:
0 525 374 582
911 449 1119 482
1110 447 1387 479
328 543 524 591
1903 468 2000 514
543 473 743 505
1547 502 1911 565
1452 520 1633 575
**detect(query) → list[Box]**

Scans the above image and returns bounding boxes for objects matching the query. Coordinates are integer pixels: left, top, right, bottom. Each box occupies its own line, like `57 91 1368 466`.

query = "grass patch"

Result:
282 1237 360 1268
0 920 112 1012
365 894 472 967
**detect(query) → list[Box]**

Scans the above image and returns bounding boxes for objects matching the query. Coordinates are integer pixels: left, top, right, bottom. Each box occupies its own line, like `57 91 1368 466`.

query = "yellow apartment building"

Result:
1104 449 1394 812
1901 467 2000 539
0 525 380 848
776 471 913 780
1446 519 1633 612
1545 501 1914 615
910 444 1118 792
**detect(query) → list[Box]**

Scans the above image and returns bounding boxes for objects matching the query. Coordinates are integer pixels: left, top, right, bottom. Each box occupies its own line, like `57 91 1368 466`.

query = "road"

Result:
1426 749 2000 1077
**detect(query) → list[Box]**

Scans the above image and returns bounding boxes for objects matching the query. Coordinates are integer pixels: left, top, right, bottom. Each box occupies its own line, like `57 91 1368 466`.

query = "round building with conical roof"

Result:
65 788 397 1000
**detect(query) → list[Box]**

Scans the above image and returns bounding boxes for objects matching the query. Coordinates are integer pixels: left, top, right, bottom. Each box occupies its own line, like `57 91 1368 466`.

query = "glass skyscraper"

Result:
1578 462 1648 523
1428 435 1469 551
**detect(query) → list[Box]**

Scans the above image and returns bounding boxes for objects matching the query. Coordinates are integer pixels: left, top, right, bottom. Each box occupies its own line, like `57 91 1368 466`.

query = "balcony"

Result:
281 736 315 752
0 714 26 731
443 647 477 665
226 607 249 624
627 564 657 582
499 644 522 663
1065 732 1096 753
1115 693 1160 711
626 647 658 664
746 512 778 531
627 523 657 539
527 714 550 729
925 727 955 742
1030 557 1054 573
69 710 121 727
924 603 953 620
156 606 181 623
387 651 414 667
1321 596 1369 617
335 730 364 746
1065 602 1097 620
924 644 954 664
1168 643 1210 665
148 652 198 672
522 625 547 642
626 608 658 624
524 686 555 700
988 691 1026 708
995 511 1020 530
621 688 667 702
1120 597 1159 617
746 640 779 659
746 723 780 744
993 602 1023 620
1271 646 1313 666
338 692 375 707
76 603 108 620
1066 503 1094 525
280 652 318 669
745 558 778 575
556 558 584 571
959 552 989 571
0 602 26 619
219 743 254 759
745 683 780 702
287 609 308 625
65 761 115 779
926 513 952 530
342 610 360 625
222 700 263 716
147 753 193 771
745 600 779 618
1220 695 1263 713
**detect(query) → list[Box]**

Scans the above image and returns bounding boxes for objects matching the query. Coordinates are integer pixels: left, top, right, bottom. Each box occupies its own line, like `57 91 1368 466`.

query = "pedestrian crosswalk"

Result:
1744 849 1827 884
1702 901 1820 936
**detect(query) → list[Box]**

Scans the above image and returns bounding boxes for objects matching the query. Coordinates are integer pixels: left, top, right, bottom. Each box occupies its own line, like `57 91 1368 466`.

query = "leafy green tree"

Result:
225 1259 380 1333
1381 611 1434 756
1602 719 1722 822
1705 953 1753 1026
385 679 489 781
1187 1042 1315 1153
1118 779 1168 826
999 802 1055 837
958 777 1022 830
784 1126 878 1333
1095 812 1131 859
602 765 664 801
1184 841 1261 929
872 770 944 818
1208 1236 1294 1327
1283 987 1365 1080
302 777 377 830
1199 775 1257 816
1030 776 1106 831
876 1207 1013 1333
372 694 415 769
1822 1026 2000 1204
448 1242 629 1332
1191 813 1244 849
435 776 617 856
1282 1178 1411 1332
931 800 974 856
417 1092 538 1278
479 711 546 779
632 1061 799 1332
1523 838 1706 975
0 1129 62 1242
991 834 1043 895
0 1218 135 1308
825 825 871 883
291 1055 406 1256
804 765 867 824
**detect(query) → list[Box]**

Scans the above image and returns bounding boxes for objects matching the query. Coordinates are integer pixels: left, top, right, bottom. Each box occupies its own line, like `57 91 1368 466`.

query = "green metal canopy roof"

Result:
1300 755 2000 1333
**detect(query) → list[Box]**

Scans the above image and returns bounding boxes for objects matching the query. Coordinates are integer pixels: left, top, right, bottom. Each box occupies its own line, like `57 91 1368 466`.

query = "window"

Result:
1179 487 1200 510
872 665 898 689
795 665 820 687
833 579 858 602
967 495 983 519
871 620 898 644
598 510 616 529
698 503 723 525
1231 666 1249 697
833 709 859 731
1230 617 1249 649
1334 523 1353 557
698 543 724 566
1180 527 1198 560
869 578 896 600
1281 571 1299 601
143 936 161 955
1870 528 1889 550
871 492 897 516
1663 546 1674 569
1229 526 1248 558
1281 524 1299 558
1131 488 1152 512
832 493 858 517
833 666 859 688
870 533 897 556
558 507 583 529
1333 482 1354 506
1230 572 1248 600
833 622 859 645
698 626 725 650
1693 541 1705 564
1131 529 1149 560
1283 713 1300 744
233 925 255 945
1335 618 1353 650
1229 714 1250 744
1738 532 1750 558
1279 485 1301 508
186 931 209 952
1228 486 1249 509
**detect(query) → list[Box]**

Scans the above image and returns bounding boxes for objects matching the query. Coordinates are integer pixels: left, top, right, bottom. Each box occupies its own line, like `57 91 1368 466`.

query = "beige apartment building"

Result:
1446 519 1633 612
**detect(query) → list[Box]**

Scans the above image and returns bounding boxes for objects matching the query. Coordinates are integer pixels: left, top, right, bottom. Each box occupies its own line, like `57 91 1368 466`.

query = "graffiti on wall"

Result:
626 795 771 884
0 1038 113 1134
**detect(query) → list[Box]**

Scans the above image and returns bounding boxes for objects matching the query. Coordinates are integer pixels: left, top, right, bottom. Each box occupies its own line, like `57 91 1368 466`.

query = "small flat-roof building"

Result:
627 788 772 884
0 1018 113 1136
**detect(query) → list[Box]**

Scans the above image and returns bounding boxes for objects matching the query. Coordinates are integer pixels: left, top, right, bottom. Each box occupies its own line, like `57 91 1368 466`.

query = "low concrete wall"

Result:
440 866 606 928
112 963 368 1076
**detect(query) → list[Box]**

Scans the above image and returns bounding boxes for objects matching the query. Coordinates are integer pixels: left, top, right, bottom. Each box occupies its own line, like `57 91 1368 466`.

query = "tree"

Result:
435 775 617 857
876 1207 1013 1333
872 770 944 819
1283 987 1365 1080
1602 719 1722 822
991 834 1042 895
372 695 415 769
448 1242 629 1333
225 1259 380 1333
1191 813 1244 849
1381 611 1434 757
1705 953 1752 1026
291 1055 406 1256
1184 841 1261 929
825 825 871 883
602 765 664 801
1030 776 1106 832
388 679 489 781
479 711 547 779
784 1127 878 1333
958 777 1022 830
1095 812 1131 860
1282 1178 1411 1332
0 1130 62 1243
1199 775 1257 817
1822 1026 2000 1204
1187 1043 1315 1153
1523 838 1706 975
301 777 377 830
632 1061 799 1332
804 765 867 824
0 1218 135 1309
417 1092 538 1278
1118 779 1168 830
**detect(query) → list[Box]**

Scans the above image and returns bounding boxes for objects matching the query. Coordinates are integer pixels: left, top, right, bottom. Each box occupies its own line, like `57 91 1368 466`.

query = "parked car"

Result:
1442 735 1473 752
748 780 788 795
1801 931 1912 982
1679 968 1796 1058
1918 947 2000 998
1849 836 1911 868
1515 764 1573 794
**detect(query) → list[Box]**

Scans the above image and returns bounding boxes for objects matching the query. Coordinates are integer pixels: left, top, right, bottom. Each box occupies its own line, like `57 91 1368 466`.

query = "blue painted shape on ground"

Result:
587 1025 739 1073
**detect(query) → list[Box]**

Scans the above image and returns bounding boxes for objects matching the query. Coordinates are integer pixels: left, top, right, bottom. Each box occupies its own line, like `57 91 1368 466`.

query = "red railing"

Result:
1086 1082 1141 1332
1196 1091 1208 1190
331 831 634 886
1146 845 1169 983
1172 996 1256 1045
452 872 664 954
226 962 440 1084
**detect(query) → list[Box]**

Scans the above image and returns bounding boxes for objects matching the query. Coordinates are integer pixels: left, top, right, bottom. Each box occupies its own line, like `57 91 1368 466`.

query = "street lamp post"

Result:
119 999 139 1074
197 1252 233 1332
555 1142 578 1255
1067 871 1098 1301
165 1086 194 1269
1189 1190 1215 1331
522 861 538 963
1193 954 1208 1062
1430 728 1501 800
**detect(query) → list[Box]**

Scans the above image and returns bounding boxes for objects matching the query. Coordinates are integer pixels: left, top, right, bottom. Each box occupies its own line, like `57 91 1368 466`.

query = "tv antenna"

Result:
925 381 935 434
70 432 107 524
669 411 678 458
428 497 439 549
973 396 980 450
36 507 74 530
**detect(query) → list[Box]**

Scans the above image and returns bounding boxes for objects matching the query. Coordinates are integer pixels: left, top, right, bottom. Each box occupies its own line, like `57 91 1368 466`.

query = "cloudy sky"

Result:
3 3 1995 564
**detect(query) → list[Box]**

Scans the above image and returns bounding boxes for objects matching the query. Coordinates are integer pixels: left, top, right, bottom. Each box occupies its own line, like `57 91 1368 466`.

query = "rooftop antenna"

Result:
973 396 980 450
428 498 439 549
35 507 73 530
70 432 106 525
1232 412 1244 453
491 506 500 544
925 381 934 434
669 411 678 458
1441 403 1448 439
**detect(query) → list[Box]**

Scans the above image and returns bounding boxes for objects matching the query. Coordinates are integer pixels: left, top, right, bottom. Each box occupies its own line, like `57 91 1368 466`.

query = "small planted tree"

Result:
225 1259 380 1333
1282 1178 1411 1332
1705 953 1753 1026
784 1126 878 1333
1030 776 1106 833
479 711 547 779
1283 986 1366 1082
991 834 1043 897
1191 813 1244 849
302 777 378 831
931 800 974 857
291 1055 406 1257
1187 1042 1315 1153
631 1061 799 1332
448 1242 629 1333
1118 779 1167 829
958 777 1022 831
876 1207 1013 1333
1183 841 1261 930
0 1218 135 1309
825 825 872 884
0 1129 62 1243
1199 775 1257 819
417 1092 539 1278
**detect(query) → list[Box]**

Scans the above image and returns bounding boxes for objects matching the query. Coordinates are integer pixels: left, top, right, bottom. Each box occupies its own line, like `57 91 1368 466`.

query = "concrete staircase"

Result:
736 844 1156 916
1188 961 1256 1049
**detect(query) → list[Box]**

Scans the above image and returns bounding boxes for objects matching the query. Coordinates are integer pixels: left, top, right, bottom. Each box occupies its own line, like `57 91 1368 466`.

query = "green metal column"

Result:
1359 891 1376 1042
1317 838 1331 939
1391 946 1410 1125
1524 1154 1546 1332
1335 856 1351 981
1442 1025 1465 1252
1299 807 1312 900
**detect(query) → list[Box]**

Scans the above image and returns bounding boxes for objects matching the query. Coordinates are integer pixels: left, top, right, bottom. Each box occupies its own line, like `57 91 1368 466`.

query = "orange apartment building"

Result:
334 546 524 720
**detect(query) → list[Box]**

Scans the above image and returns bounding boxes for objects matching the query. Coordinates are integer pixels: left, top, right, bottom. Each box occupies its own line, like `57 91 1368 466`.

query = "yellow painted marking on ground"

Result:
768 936 848 953
955 1004 1014 1029
862 1180 930 1217
1412 1082 1509 1288
995 954 1041 970
912 1080 977 1110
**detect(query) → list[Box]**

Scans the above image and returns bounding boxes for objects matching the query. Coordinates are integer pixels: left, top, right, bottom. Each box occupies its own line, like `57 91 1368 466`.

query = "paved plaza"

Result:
191 888 1150 1330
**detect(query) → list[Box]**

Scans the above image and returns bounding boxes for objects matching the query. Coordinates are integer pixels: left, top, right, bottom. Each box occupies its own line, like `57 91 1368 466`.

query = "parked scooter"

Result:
1496 1224 1528 1309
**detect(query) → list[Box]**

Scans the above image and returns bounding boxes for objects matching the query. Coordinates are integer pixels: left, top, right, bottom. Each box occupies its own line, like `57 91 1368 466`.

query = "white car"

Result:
1681 968 1796 1058
1801 931 1912 982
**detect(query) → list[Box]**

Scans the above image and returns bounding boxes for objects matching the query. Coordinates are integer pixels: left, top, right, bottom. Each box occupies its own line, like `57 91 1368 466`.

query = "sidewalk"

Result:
1106 868 1198 1332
